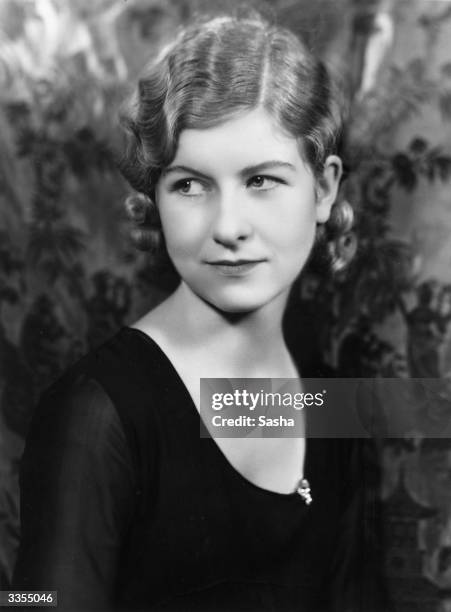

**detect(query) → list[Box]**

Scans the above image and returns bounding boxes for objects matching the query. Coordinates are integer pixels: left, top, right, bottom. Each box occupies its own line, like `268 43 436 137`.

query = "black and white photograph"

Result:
1 1 451 610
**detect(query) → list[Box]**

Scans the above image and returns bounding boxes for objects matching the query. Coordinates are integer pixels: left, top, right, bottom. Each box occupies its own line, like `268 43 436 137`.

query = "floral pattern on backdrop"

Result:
1 1 451 609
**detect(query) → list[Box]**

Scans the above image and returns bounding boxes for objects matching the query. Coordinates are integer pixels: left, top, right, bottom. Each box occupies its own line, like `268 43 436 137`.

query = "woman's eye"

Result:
172 178 205 196
247 175 281 190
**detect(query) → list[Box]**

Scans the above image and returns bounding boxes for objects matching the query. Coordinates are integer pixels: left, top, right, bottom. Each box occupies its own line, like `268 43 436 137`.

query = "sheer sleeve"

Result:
11 375 137 611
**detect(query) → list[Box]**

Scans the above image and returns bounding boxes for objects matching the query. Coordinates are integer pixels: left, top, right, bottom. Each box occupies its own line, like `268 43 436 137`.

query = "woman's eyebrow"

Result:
161 165 210 180
239 161 297 177
161 160 296 180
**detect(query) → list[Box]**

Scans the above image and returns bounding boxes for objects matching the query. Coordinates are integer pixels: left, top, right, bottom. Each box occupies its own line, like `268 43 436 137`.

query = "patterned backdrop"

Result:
1 1 451 609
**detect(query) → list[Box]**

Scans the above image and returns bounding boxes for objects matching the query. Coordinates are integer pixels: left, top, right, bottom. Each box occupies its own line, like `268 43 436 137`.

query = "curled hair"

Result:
124 193 162 254
119 13 353 277
310 199 356 273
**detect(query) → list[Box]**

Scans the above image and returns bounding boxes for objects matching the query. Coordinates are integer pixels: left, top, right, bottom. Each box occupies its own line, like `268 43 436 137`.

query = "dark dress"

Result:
12 328 386 611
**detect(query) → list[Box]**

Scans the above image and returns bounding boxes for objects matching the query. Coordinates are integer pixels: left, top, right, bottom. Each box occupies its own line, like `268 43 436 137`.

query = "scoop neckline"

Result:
124 326 312 502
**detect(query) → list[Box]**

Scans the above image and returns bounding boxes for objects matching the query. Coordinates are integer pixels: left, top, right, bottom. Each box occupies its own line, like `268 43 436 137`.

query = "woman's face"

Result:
155 107 341 314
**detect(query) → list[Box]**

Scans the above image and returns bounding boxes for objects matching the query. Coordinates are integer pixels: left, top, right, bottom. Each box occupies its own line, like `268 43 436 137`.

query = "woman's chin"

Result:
197 288 288 316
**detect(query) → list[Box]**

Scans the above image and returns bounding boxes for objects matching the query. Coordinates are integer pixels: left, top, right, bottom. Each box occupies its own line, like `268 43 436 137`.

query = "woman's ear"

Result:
315 155 343 224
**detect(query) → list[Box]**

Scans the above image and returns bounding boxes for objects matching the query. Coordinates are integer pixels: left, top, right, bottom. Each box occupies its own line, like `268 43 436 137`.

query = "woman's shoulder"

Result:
24 373 134 482
29 356 134 472
32 327 166 453
43 327 162 419
28 327 165 501
58 327 152 391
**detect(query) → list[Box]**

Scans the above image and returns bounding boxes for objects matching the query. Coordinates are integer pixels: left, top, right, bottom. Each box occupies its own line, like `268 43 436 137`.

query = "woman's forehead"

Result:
169 107 307 174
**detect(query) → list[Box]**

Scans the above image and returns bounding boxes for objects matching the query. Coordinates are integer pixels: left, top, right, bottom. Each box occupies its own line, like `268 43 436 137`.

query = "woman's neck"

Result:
138 282 294 377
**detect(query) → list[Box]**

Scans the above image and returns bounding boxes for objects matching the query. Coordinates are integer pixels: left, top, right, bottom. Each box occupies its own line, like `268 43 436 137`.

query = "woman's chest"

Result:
170 360 306 494
119 424 345 608
210 436 307 494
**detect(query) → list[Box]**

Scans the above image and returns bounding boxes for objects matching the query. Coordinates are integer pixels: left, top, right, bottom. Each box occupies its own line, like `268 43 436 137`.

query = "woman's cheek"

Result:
164 209 211 255
164 227 204 262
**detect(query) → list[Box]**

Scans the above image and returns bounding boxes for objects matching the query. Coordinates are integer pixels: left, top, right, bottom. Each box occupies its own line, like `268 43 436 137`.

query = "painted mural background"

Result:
1 0 451 609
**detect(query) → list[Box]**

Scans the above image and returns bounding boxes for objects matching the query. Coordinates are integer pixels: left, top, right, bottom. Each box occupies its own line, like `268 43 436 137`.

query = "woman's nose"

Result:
211 191 253 246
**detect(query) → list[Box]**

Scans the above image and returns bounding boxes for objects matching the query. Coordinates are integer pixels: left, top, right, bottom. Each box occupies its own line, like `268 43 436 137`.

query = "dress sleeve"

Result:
11 375 137 611
328 439 389 612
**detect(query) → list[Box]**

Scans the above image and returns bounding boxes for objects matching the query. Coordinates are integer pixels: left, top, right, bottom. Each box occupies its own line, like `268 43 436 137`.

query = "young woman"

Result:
12 13 386 612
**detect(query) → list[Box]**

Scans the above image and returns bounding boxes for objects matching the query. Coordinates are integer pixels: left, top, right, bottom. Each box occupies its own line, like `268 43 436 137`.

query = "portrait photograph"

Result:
1 1 451 610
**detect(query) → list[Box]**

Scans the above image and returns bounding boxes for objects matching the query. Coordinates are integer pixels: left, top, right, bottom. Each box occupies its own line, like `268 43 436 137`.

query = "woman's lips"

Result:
206 260 266 276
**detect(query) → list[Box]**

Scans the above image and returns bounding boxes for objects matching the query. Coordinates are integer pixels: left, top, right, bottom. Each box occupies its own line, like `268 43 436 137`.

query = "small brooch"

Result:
296 477 312 505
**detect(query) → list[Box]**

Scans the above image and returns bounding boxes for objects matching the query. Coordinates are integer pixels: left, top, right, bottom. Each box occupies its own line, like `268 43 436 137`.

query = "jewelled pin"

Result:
296 478 312 505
